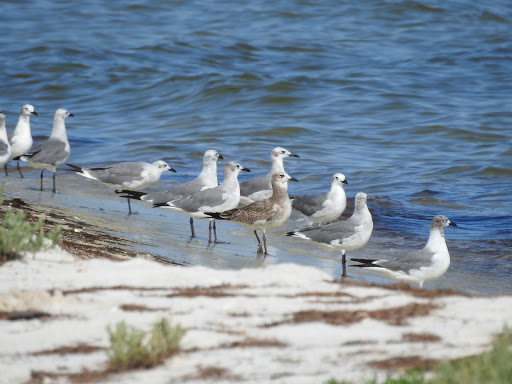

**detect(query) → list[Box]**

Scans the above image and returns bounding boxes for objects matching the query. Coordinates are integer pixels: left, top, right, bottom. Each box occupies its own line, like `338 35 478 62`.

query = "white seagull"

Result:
239 146 299 204
292 173 348 225
6 104 37 177
0 113 12 175
16 108 72 193
67 160 176 214
207 172 298 255
155 161 250 243
351 215 456 288
288 192 373 277
119 149 223 237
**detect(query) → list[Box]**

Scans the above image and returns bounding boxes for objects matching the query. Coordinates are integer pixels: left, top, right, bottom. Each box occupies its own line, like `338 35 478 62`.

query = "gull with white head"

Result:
6 104 37 177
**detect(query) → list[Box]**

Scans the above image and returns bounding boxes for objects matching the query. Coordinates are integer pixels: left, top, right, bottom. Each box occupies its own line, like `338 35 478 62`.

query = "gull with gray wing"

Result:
155 161 250 243
351 215 456 288
239 147 299 205
288 192 373 277
16 108 72 193
6 104 37 177
119 149 223 237
207 172 298 255
67 160 176 214
0 113 12 175
292 173 348 225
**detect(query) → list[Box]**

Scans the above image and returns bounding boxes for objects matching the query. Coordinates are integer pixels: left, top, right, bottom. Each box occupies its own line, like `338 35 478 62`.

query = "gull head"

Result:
55 109 74 120
153 160 177 173
431 215 456 231
224 161 250 178
332 173 348 186
354 192 368 209
272 147 299 159
21 104 38 117
204 149 223 164
271 172 299 188
0 113 5 125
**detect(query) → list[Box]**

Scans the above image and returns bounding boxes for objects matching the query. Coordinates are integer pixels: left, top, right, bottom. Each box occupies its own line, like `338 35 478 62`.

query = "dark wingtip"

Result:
153 202 169 208
286 231 295 236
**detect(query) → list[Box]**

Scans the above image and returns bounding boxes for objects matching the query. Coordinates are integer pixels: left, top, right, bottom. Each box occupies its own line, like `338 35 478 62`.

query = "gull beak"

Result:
288 176 299 182
449 221 457 227
289 152 300 158
218 154 224 160
241 166 251 173
343 180 348 185
69 113 74 117
32 111 38 116
169 167 177 173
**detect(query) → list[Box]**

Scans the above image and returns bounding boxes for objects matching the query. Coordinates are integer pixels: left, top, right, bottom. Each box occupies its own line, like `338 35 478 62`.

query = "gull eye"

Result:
281 151 285 154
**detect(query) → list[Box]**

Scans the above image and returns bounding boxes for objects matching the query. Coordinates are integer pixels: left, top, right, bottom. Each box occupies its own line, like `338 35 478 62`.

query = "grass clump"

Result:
0 189 62 262
106 317 186 370
325 330 512 384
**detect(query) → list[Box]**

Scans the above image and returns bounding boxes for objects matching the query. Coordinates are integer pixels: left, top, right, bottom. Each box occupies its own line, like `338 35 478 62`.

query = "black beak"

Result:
69 113 74 117
289 152 300 158
169 167 177 173
449 221 457 227
242 167 251 172
32 111 38 116
288 176 299 182
218 154 224 160
343 180 348 185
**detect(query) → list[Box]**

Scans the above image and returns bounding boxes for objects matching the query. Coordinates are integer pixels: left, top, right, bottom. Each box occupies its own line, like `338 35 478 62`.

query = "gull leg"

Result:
189 218 195 238
52 172 56 193
208 220 212 243
341 250 347 277
127 197 132 215
254 231 263 254
262 230 268 255
213 220 218 243
40 170 44 191
17 162 24 178
4 163 8 176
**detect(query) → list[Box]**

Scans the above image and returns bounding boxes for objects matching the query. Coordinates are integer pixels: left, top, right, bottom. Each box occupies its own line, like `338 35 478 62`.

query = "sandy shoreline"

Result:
1 197 512 383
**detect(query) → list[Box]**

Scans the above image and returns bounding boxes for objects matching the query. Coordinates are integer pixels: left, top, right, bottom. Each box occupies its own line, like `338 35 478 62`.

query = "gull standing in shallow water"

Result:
292 173 348 225
239 147 299 205
288 192 373 277
118 149 223 237
351 215 456 288
0 113 12 175
6 104 37 177
207 172 299 255
16 109 72 193
67 160 176 215
155 161 250 243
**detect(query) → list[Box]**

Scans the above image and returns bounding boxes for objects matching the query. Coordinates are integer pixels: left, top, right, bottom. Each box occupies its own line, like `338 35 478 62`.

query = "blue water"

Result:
1 0 511 295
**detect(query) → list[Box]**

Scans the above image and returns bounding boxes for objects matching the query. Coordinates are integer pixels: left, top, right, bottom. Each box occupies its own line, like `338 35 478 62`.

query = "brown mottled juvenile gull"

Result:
292 173 348 225
155 161 250 243
288 192 373 277
16 109 72 193
6 104 37 177
119 149 223 237
207 172 299 255
67 159 176 214
352 215 456 288
239 147 299 205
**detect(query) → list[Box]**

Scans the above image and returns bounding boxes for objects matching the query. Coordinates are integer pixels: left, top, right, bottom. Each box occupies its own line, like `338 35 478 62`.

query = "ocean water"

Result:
1 0 511 295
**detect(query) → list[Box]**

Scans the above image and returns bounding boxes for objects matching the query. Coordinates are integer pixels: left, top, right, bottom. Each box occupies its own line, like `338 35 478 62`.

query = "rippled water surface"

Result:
1 0 511 295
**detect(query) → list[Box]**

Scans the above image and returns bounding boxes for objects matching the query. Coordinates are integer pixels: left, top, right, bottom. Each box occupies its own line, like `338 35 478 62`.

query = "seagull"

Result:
287 192 373 277
118 149 223 237
0 113 12 176
351 215 457 288
67 160 176 214
292 173 348 225
155 161 250 243
16 108 72 193
239 147 299 205
6 104 37 178
207 172 299 255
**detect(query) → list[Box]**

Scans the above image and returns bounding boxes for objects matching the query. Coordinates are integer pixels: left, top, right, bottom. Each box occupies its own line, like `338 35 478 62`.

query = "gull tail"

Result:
115 190 147 200
350 258 380 268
